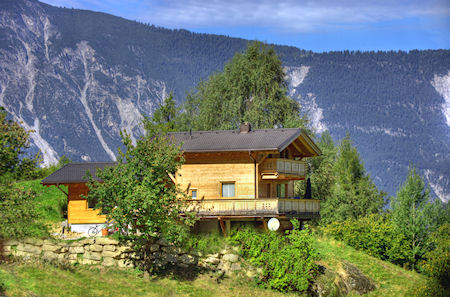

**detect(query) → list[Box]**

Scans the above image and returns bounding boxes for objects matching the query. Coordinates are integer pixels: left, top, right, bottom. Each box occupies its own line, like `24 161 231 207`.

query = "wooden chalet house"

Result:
42 123 321 235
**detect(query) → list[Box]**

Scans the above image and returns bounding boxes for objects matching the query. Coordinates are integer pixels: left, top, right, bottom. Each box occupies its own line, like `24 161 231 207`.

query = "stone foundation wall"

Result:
0 238 245 275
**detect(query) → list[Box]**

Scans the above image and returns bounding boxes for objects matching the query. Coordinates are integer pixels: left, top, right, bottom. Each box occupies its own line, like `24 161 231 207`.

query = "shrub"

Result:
322 214 410 266
184 231 227 255
417 223 450 294
230 222 318 292
0 177 49 239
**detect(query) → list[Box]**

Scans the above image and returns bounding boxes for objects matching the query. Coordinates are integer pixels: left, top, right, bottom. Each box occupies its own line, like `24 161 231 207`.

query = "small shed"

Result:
42 162 116 233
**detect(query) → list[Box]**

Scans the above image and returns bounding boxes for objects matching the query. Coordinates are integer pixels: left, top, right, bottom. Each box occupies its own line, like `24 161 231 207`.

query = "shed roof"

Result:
41 162 117 185
167 128 320 155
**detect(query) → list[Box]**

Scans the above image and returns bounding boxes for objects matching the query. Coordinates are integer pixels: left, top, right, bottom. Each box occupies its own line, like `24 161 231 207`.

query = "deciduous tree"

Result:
87 120 196 264
178 41 307 131
0 108 48 239
0 107 31 177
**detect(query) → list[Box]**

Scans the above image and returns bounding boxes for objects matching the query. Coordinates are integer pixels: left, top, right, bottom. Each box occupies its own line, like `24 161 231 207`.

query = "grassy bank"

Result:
0 260 292 297
0 235 428 297
315 236 427 296
18 179 66 223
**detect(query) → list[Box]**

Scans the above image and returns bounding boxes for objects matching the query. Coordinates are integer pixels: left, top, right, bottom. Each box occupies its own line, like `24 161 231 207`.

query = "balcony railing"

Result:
260 158 306 179
184 198 319 218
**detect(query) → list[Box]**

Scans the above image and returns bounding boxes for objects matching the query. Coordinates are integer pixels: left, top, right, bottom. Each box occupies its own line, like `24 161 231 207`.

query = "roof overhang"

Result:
277 130 321 157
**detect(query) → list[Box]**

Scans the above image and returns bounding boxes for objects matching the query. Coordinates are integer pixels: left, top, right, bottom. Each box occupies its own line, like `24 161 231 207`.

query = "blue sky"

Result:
41 0 449 52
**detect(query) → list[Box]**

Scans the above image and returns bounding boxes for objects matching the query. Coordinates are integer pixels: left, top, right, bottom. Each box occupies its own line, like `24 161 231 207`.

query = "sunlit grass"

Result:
0 260 292 297
18 179 67 222
315 236 427 297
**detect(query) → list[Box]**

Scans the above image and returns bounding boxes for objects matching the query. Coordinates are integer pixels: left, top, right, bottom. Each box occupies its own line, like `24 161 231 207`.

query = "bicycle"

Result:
87 224 102 237
87 221 112 237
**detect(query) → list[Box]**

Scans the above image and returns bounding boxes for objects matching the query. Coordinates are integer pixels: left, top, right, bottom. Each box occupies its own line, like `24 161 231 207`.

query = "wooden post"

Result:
262 219 268 232
219 218 227 237
225 220 231 237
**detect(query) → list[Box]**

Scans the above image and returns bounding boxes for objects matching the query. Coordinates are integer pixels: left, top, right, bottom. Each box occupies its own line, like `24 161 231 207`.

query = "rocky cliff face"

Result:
0 0 166 165
0 0 449 202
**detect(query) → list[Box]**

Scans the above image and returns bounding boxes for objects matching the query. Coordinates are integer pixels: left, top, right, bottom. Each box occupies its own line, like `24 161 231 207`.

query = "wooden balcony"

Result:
260 158 306 180
184 198 320 219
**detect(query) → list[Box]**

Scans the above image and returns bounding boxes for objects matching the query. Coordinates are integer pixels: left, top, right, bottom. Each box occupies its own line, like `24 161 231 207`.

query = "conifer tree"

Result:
391 166 445 269
151 92 179 131
320 133 385 224
297 131 336 202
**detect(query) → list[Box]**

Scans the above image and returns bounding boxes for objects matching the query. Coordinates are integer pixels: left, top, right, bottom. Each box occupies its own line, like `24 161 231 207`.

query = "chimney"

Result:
239 122 251 133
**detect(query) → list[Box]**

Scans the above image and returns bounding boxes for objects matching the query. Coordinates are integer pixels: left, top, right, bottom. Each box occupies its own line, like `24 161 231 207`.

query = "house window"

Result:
276 184 287 198
221 182 235 198
191 189 197 199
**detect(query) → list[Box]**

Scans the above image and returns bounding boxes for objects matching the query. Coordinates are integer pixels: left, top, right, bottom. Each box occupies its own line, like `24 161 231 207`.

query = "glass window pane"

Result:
276 184 286 198
222 183 235 197
191 190 197 199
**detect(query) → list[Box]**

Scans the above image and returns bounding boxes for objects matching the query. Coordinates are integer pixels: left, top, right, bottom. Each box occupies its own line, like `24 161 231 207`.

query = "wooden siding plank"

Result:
67 183 106 224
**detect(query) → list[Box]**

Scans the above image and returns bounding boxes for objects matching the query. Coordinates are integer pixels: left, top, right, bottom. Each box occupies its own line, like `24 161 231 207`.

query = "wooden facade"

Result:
177 139 321 220
42 126 321 228
67 183 106 224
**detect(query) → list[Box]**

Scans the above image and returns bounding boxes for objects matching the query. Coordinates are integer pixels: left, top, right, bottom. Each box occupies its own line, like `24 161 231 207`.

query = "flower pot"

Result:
101 228 109 236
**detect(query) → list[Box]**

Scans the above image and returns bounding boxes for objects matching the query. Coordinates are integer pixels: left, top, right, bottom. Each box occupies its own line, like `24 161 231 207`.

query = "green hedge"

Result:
321 214 411 267
230 222 318 293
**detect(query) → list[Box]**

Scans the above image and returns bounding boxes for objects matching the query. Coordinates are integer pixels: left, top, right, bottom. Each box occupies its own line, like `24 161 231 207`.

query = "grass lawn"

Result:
18 179 67 223
0 260 295 297
315 236 428 297
3 180 428 296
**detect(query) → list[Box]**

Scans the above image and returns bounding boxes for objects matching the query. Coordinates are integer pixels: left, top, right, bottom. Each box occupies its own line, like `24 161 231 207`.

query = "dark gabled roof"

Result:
41 162 117 185
167 128 320 154
41 128 320 185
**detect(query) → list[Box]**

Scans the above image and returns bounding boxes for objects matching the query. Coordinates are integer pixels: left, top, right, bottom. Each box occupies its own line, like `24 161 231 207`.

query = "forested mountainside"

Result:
0 0 448 201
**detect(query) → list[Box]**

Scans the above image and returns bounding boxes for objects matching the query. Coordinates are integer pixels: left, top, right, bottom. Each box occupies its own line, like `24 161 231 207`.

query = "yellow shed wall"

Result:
67 183 107 224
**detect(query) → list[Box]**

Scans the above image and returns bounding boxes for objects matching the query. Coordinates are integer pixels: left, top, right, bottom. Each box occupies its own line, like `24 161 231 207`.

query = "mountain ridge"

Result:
0 0 448 201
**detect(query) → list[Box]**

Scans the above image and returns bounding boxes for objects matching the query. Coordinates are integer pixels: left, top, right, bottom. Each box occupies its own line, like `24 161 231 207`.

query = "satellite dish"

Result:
267 218 280 231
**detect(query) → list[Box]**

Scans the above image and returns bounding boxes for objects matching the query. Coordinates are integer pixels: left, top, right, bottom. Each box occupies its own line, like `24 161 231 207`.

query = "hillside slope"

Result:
315 237 426 296
0 0 448 201
0 236 427 296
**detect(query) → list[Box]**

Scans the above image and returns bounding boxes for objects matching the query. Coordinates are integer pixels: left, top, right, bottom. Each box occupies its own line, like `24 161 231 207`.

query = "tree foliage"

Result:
178 41 307 131
0 107 33 178
322 214 410 266
320 133 385 224
151 92 179 131
0 179 49 239
297 131 336 202
390 166 446 269
417 223 450 295
230 222 318 292
0 108 49 239
86 120 196 253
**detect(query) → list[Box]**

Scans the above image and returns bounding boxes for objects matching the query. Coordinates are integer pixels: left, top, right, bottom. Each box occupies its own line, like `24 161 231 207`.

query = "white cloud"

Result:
40 0 450 33
138 0 450 32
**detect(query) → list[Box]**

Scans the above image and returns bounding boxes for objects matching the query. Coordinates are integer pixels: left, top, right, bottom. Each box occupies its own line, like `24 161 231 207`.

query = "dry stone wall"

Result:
1 238 245 274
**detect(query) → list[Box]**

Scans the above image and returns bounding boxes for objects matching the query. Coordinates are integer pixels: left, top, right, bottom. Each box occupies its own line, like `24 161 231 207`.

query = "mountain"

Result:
0 0 449 202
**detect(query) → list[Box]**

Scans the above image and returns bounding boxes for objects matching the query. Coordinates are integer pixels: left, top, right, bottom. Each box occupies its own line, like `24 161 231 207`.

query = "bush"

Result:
0 177 49 239
184 231 227 255
411 279 447 297
230 222 318 292
322 214 410 266
417 223 450 294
